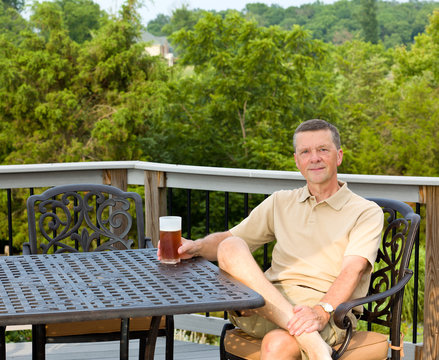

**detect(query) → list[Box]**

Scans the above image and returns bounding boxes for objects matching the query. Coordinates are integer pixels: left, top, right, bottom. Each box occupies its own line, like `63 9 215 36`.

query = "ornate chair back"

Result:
26 184 147 254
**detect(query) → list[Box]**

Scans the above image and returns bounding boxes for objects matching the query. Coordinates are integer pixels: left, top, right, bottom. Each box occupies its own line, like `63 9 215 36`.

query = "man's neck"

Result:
307 181 341 203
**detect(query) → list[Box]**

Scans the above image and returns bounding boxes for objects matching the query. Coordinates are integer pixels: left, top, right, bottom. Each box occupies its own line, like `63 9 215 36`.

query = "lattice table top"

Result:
0 249 264 325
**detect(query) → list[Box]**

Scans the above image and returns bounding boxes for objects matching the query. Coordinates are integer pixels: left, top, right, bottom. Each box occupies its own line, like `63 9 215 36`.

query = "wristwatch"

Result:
317 302 334 314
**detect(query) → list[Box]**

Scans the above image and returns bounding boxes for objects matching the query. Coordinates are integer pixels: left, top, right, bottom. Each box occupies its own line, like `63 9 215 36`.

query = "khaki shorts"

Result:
229 283 357 359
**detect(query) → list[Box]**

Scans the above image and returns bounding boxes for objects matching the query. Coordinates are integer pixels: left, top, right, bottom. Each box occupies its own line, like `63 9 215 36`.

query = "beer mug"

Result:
159 216 182 264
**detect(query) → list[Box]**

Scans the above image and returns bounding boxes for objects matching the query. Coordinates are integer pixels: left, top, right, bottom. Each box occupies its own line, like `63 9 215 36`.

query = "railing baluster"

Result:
186 189 191 239
205 191 210 235
263 194 269 271
52 196 58 253
75 197 79 250
224 192 229 231
413 202 421 344
96 197 100 247
167 188 173 215
7 189 12 256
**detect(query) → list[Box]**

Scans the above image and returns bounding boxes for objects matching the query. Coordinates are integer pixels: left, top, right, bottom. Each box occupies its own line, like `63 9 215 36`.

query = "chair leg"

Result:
139 316 161 360
139 335 146 360
120 318 130 360
32 324 46 360
220 323 236 360
165 316 174 360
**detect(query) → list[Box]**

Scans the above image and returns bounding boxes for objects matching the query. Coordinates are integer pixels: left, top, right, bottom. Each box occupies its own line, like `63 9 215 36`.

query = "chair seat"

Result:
46 316 167 337
334 331 388 360
224 328 388 360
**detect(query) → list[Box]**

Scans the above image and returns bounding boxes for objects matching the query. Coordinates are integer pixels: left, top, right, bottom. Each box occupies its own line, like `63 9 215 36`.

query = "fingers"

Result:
157 241 161 259
287 305 324 336
157 237 199 261
177 237 197 259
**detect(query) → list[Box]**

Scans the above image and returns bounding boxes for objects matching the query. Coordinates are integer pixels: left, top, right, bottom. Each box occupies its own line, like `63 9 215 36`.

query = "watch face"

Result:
324 304 333 312
319 302 334 313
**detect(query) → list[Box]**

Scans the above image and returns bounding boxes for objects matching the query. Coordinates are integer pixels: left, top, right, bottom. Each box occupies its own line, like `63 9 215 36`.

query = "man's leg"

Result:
217 236 332 360
261 329 301 360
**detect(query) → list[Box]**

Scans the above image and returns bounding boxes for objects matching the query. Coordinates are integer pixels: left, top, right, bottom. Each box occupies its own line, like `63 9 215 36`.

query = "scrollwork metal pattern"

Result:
363 207 410 326
34 189 135 253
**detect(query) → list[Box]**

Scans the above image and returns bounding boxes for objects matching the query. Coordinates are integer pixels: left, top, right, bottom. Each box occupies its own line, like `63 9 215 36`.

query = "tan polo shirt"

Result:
230 182 384 301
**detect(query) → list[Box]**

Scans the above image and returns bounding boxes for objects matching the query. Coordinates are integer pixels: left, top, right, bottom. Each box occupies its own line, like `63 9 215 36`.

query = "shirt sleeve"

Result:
344 201 384 267
229 192 277 252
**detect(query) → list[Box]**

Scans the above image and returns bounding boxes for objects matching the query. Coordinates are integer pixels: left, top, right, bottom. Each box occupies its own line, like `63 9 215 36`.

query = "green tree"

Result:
0 4 28 44
2 0 25 12
161 5 204 36
360 0 378 43
330 40 395 174
383 9 439 176
0 0 170 164
146 13 170 36
54 0 106 43
147 12 334 170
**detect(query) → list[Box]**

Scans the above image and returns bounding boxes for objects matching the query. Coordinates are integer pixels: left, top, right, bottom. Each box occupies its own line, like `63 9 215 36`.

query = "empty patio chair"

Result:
25 184 174 360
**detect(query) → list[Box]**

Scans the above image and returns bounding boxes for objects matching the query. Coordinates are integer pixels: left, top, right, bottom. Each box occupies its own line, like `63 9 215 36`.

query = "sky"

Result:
94 0 335 26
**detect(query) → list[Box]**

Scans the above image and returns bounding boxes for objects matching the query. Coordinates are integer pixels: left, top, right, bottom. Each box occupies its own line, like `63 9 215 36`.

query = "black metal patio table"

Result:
0 248 264 360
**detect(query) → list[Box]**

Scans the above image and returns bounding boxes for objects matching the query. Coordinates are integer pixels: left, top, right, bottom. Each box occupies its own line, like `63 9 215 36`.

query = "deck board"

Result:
5 338 220 360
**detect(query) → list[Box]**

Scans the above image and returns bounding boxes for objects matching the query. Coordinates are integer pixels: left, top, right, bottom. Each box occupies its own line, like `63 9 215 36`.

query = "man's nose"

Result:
310 150 321 162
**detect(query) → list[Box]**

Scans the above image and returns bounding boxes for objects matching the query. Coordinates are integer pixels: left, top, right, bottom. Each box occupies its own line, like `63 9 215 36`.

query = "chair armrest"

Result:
333 269 413 329
331 269 413 360
22 242 31 255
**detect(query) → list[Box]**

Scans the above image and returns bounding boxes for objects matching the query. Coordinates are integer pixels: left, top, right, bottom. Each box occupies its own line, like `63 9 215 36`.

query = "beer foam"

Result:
159 216 181 232
160 224 181 231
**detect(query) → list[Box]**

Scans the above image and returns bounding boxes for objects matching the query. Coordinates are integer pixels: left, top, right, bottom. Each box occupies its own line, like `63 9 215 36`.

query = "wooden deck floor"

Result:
5 338 220 360
4 334 420 360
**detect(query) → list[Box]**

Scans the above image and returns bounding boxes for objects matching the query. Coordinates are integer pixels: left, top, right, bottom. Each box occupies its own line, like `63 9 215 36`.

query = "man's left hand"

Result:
287 305 330 336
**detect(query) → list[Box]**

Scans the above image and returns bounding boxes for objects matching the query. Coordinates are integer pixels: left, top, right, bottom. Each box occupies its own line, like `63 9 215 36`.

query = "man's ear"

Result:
337 149 343 166
294 153 299 168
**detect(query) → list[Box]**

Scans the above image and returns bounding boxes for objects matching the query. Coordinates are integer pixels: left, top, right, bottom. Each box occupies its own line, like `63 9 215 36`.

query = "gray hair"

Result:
293 119 341 151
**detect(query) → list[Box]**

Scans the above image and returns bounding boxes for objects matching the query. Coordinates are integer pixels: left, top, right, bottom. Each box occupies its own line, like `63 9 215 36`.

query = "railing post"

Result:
103 169 128 249
420 185 439 360
144 171 167 247
103 169 128 191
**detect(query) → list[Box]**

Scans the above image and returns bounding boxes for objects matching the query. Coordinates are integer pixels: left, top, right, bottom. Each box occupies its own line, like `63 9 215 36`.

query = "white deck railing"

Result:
1 160 435 201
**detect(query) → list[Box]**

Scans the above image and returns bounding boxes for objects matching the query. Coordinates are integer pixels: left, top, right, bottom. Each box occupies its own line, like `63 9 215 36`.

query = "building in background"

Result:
141 32 174 66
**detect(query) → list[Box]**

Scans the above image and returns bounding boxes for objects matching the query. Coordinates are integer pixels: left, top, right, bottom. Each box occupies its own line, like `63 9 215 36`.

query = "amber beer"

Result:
159 216 182 264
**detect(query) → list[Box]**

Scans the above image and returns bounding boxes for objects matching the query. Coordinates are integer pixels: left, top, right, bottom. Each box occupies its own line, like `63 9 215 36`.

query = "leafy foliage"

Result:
2 0 25 12
148 0 439 48
148 12 333 170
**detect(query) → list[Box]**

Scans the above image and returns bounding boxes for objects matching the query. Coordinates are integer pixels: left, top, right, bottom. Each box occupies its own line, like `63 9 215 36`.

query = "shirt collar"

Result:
298 181 350 210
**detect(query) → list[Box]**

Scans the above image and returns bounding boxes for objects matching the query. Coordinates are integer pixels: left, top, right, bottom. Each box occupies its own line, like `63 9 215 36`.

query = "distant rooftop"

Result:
140 31 169 46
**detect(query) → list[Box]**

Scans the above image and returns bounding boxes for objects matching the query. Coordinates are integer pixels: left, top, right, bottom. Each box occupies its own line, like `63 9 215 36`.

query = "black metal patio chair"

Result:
24 184 174 360
219 197 420 360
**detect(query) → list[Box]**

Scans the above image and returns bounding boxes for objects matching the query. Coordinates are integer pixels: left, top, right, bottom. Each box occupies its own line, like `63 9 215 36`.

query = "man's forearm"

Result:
319 255 370 309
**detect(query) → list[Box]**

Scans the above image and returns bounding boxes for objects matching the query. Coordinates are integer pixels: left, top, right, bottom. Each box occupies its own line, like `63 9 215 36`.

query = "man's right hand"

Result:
177 237 199 259
157 237 198 261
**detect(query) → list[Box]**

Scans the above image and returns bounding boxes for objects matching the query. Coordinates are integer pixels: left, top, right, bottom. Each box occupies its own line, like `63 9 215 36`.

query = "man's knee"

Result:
217 236 250 271
261 329 301 360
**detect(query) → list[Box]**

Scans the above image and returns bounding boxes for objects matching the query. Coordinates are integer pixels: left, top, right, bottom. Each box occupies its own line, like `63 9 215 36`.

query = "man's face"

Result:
294 129 343 186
